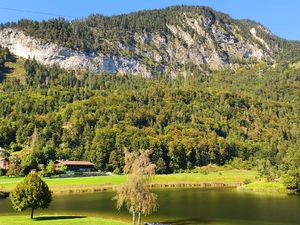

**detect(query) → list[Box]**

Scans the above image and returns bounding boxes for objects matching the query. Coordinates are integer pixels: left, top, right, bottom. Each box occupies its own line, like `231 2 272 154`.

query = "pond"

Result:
0 188 299 225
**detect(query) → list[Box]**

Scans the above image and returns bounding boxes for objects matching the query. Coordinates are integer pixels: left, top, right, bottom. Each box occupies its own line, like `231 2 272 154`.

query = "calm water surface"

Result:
0 188 299 225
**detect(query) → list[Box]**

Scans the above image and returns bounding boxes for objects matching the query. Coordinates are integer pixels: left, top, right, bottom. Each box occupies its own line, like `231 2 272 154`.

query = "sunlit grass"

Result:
0 170 258 193
241 181 287 193
0 216 130 225
5 58 26 83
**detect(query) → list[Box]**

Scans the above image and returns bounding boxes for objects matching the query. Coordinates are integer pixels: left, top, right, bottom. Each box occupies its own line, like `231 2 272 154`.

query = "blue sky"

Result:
0 0 299 40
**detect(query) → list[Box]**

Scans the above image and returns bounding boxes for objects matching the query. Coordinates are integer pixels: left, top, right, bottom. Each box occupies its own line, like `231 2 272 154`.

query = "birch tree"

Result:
114 149 158 225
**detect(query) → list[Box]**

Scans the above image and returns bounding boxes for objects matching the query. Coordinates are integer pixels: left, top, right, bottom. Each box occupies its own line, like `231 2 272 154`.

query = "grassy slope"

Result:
0 216 130 225
4 58 26 83
1 170 258 193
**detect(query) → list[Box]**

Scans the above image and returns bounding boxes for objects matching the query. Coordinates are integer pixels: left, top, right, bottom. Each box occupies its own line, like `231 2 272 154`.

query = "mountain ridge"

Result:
0 5 297 77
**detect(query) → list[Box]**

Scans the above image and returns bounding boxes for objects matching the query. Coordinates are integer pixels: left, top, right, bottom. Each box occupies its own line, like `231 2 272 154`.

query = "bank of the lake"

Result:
0 216 130 225
0 170 255 192
0 170 289 195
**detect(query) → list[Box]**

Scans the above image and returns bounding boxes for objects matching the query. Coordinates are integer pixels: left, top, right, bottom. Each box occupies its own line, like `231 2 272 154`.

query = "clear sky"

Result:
0 0 299 40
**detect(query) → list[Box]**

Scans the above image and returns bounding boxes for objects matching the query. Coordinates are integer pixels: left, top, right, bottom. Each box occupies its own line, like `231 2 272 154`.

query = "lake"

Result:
0 188 299 225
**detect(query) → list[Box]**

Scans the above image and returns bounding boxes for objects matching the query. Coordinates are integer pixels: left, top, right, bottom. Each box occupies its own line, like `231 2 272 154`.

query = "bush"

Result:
0 168 7 176
282 170 300 190
113 168 121 175
257 159 279 182
228 158 253 170
193 164 223 174
243 179 252 185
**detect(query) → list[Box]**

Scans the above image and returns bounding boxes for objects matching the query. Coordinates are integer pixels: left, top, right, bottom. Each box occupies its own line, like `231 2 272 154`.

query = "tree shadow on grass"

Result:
33 216 86 221
160 217 213 225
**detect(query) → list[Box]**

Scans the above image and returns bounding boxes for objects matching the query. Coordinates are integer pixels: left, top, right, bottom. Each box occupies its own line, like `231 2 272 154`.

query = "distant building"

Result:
54 160 95 172
0 158 9 170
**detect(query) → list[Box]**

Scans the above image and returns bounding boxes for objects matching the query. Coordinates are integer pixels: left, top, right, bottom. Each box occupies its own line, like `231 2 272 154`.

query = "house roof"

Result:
55 160 95 166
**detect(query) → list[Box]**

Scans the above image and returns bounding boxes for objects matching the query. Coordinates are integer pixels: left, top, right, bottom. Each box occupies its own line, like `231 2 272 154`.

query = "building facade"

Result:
0 158 9 170
54 160 95 172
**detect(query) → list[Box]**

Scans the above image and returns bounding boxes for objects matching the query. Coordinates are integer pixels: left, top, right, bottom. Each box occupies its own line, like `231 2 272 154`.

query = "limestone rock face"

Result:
0 28 151 77
0 10 277 77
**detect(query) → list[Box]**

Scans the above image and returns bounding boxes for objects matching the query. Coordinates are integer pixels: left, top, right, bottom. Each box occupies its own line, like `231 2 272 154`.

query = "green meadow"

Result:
0 170 272 194
0 216 130 225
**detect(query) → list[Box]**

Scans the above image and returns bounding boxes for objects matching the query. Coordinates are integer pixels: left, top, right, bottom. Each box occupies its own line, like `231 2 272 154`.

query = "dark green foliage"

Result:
282 170 299 191
0 46 15 82
10 173 52 219
0 168 7 176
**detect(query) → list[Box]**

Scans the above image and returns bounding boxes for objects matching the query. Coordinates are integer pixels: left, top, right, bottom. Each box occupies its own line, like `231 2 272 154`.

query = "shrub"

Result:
193 164 223 174
282 170 300 191
243 179 252 185
0 168 7 176
113 168 121 175
228 158 253 170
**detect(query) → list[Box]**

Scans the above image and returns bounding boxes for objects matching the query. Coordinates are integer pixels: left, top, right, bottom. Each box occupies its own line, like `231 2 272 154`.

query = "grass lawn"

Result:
154 170 257 184
0 170 258 193
240 181 287 193
0 216 130 225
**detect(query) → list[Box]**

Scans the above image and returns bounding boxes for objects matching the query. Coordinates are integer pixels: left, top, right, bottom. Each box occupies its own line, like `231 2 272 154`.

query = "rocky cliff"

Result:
0 6 282 77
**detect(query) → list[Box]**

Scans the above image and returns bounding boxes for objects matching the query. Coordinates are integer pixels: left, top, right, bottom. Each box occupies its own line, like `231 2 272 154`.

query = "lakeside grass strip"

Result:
240 181 287 193
4 170 287 195
0 216 131 225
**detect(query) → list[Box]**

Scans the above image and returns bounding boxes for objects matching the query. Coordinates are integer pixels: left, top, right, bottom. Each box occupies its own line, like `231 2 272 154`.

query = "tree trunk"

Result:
138 210 141 225
132 209 136 225
31 208 34 219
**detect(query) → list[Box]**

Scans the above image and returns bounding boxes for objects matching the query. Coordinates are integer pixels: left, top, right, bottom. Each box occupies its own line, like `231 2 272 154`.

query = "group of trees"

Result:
0 50 299 190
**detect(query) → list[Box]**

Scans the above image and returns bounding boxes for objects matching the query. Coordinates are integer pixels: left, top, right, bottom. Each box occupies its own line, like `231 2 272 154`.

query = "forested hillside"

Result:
0 45 299 188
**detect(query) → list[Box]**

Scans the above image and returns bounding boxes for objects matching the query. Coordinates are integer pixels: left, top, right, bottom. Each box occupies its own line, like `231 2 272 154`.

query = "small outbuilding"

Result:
0 158 9 170
54 160 95 172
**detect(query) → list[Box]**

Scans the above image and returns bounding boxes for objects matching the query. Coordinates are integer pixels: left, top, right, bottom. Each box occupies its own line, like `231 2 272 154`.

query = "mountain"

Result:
0 6 299 185
0 6 297 77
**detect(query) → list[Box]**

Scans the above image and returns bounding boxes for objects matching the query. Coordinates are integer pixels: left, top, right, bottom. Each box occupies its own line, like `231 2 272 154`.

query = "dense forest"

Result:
0 44 299 189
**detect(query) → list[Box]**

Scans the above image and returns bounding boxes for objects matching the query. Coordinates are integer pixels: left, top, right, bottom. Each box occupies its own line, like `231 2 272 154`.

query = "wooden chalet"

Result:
54 160 95 172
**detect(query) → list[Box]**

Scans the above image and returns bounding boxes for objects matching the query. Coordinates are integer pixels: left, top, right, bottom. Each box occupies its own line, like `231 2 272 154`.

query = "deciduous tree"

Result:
10 173 52 219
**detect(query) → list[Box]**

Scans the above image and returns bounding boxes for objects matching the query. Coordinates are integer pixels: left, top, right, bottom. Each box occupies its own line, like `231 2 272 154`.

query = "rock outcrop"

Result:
0 7 278 77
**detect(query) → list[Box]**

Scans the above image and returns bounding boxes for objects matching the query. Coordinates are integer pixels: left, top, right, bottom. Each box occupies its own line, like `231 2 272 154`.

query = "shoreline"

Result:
51 181 243 195
1 170 293 198
2 181 293 198
1 181 243 198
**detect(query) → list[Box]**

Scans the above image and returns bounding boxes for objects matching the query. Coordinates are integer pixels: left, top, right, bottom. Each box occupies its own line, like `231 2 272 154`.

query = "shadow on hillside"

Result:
0 66 13 82
160 217 213 225
33 216 86 221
